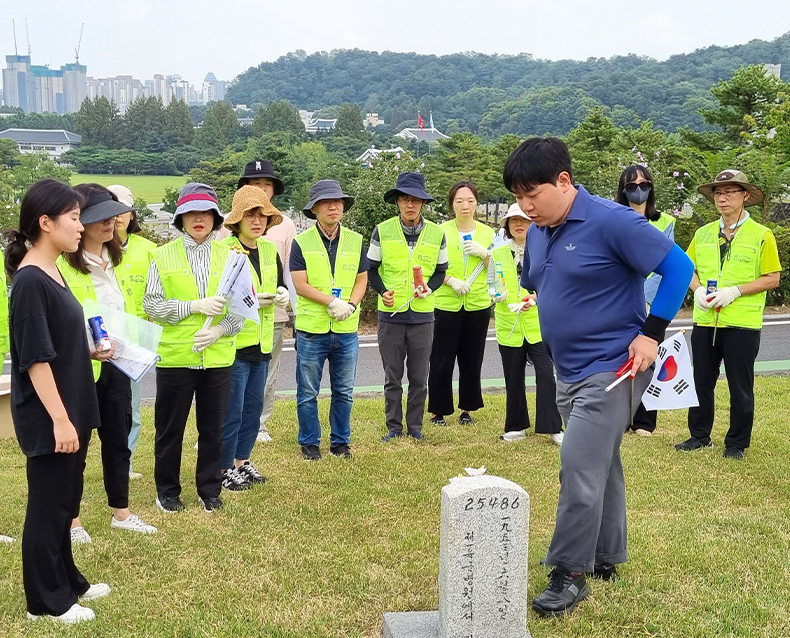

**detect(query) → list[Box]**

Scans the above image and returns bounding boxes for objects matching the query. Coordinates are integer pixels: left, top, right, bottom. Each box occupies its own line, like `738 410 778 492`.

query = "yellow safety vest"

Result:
220 235 278 354
57 255 137 381
491 244 542 346
152 238 236 368
433 220 495 312
122 234 158 319
376 216 444 314
692 217 771 329
0 264 9 360
651 212 675 233
294 225 362 334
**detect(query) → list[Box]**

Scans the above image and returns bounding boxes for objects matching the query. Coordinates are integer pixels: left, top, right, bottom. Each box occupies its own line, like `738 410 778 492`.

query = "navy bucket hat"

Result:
384 172 435 204
237 159 285 195
303 180 355 220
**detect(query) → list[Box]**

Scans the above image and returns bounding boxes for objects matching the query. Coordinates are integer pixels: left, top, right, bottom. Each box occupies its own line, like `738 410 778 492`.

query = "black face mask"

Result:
624 188 650 205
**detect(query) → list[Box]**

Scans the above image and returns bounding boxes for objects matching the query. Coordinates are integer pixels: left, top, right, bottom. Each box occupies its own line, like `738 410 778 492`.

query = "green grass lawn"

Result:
1 378 789 637
71 174 187 203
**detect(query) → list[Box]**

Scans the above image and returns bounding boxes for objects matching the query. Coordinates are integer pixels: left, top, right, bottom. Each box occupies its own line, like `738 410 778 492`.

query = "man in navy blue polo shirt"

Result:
505 138 693 617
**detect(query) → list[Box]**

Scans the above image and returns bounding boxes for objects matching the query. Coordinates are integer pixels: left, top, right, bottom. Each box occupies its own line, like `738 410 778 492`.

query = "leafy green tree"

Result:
565 107 622 196
252 101 305 138
187 152 243 212
123 97 166 150
424 132 491 213
699 65 786 146
74 96 124 148
162 185 179 213
133 196 155 220
334 103 367 140
165 99 195 146
345 151 435 244
194 102 241 152
0 139 20 167
12 153 72 199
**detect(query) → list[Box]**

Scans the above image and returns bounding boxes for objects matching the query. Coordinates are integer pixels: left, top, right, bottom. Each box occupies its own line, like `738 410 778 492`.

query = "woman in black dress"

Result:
5 179 112 624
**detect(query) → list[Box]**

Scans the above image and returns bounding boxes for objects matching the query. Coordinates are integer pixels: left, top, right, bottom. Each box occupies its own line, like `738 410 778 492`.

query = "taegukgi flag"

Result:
641 332 698 411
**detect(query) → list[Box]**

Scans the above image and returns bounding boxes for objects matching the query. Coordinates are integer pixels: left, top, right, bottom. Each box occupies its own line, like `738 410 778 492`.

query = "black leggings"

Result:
428 307 490 416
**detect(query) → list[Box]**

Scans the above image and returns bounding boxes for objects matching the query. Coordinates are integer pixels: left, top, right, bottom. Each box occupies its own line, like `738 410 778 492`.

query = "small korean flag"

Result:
641 332 698 411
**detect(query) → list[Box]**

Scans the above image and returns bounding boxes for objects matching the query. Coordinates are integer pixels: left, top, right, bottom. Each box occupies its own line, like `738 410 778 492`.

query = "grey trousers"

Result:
545 369 650 573
378 321 434 435
259 321 286 433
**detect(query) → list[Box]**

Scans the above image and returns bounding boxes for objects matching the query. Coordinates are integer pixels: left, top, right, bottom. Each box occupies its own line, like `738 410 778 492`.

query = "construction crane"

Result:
25 18 30 56
12 20 18 56
75 22 84 64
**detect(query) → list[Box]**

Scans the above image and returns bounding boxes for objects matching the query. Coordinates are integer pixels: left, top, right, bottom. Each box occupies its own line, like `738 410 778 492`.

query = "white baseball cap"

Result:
107 184 135 209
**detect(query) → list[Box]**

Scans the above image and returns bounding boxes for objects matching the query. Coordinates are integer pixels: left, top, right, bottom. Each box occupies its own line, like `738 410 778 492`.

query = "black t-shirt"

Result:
236 251 286 364
9 266 101 457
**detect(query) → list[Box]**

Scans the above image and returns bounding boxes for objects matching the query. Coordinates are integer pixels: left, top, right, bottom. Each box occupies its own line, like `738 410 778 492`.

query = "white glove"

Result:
414 285 431 299
447 276 471 296
463 240 489 259
707 286 741 309
190 296 227 316
330 301 355 322
693 286 711 310
488 287 507 303
193 325 225 352
327 297 348 320
274 286 290 309
257 292 275 307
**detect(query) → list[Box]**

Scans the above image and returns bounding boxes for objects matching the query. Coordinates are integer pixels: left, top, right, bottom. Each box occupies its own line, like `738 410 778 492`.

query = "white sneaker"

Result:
27 603 95 624
129 470 143 479
550 432 564 447
0 534 15 543
256 431 273 443
633 428 652 437
70 526 92 545
80 583 111 601
111 513 157 534
500 430 527 442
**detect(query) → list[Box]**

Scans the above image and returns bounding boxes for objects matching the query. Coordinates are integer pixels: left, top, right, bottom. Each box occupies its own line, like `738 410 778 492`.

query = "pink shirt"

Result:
264 213 297 323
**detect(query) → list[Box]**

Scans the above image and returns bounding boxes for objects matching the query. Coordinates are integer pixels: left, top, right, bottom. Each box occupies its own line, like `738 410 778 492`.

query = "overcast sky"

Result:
3 1 789 86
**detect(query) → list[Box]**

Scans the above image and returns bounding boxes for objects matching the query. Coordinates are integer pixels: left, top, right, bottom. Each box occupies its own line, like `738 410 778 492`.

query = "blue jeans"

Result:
296 331 359 447
127 380 142 472
220 358 270 470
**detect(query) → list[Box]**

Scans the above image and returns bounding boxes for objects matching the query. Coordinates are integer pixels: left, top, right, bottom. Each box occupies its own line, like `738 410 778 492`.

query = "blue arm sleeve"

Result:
643 220 676 304
649 244 694 321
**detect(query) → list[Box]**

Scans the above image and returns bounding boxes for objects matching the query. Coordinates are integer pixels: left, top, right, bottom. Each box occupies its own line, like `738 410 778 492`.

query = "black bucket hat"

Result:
80 190 134 225
384 172 435 204
303 180 355 220
238 159 285 195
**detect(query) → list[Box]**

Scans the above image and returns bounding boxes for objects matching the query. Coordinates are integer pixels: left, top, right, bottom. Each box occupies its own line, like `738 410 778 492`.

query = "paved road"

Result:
134 317 790 399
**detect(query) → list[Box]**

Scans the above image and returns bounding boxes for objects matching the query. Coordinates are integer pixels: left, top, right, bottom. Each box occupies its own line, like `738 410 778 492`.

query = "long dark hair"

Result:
616 165 659 222
64 183 124 274
3 179 85 278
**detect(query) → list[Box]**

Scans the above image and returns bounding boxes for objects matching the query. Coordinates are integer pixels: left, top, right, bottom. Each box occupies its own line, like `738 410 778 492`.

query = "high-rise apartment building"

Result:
2 55 34 112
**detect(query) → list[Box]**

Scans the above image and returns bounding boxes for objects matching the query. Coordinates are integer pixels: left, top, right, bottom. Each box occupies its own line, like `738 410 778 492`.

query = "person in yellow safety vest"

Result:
428 180 494 426
488 204 564 446
58 183 157 543
676 170 781 461
368 172 448 442
0 252 12 544
290 180 369 461
218 186 288 490
143 183 245 513
615 165 676 437
107 184 157 480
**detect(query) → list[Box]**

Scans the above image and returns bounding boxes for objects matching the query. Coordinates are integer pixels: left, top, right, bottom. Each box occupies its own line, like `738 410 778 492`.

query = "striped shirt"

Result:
144 232 244 342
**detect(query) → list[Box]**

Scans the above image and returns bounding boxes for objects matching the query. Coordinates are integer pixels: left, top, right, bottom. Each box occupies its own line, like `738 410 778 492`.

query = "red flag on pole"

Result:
418 112 424 132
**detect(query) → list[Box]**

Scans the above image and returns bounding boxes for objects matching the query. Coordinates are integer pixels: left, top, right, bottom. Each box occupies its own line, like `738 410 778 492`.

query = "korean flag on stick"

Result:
641 332 698 411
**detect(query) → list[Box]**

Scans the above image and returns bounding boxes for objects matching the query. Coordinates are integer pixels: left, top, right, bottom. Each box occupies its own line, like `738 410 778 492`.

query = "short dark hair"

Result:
173 210 224 233
448 180 479 209
503 137 573 193
64 183 124 274
615 165 659 222
3 179 85 277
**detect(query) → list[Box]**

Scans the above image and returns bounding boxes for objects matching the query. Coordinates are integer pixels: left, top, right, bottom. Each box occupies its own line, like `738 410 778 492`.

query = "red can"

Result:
413 266 425 292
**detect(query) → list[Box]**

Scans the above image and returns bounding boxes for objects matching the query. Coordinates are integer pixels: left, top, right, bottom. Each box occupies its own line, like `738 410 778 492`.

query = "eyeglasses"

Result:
397 195 424 205
624 182 652 193
713 189 746 198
